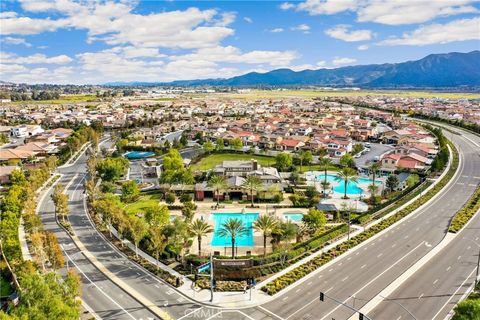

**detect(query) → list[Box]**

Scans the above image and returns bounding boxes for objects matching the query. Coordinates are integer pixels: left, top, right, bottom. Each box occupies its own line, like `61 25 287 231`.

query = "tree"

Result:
216 138 224 151
297 150 313 172
180 193 193 204
452 299 480 320
96 157 129 182
181 201 196 222
335 167 358 199
30 231 47 270
275 152 293 172
121 180 140 203
0 133 9 145
10 169 26 185
302 208 326 232
165 192 176 204
51 184 70 223
368 162 381 202
217 218 248 258
340 153 356 168
115 138 129 153
208 175 228 206
241 175 263 207
253 215 278 256
190 219 213 256
44 231 64 270
230 138 243 151
406 173 420 188
45 155 58 174
86 154 98 181
318 157 332 198
203 141 214 154
352 144 364 155
271 221 297 248
386 174 400 192
145 204 170 227
130 217 146 257
148 226 167 269
160 149 194 184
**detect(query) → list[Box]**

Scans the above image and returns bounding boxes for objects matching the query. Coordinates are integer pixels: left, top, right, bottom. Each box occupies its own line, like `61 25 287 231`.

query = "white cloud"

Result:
379 17 480 46
332 57 357 66
325 25 373 42
293 0 479 25
291 24 311 33
170 46 299 67
3 37 32 47
1 53 72 64
0 63 28 74
244 17 253 23
280 2 295 10
357 0 479 25
316 60 327 67
357 44 369 50
297 0 357 15
269 28 284 33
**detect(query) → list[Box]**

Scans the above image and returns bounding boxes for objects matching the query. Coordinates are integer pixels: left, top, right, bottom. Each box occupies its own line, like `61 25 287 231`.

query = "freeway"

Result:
38 124 480 320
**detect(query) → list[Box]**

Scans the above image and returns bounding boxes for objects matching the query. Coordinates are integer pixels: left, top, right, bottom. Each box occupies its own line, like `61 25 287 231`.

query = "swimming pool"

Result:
124 151 156 159
283 213 304 222
210 213 259 247
315 174 381 195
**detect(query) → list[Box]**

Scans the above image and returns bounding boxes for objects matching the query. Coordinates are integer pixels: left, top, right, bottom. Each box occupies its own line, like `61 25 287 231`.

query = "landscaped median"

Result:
262 143 459 295
448 185 480 233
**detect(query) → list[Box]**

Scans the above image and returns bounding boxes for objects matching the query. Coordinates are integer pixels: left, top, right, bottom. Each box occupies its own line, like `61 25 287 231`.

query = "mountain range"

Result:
106 51 480 88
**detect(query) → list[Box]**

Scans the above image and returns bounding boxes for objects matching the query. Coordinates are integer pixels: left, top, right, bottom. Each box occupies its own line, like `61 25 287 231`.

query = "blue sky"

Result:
1 0 479 84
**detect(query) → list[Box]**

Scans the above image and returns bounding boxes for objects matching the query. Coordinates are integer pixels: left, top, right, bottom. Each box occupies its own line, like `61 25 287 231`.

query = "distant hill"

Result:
105 51 480 88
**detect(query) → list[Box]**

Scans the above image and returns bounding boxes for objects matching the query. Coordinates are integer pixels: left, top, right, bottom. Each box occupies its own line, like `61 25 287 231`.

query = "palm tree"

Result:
217 218 248 258
335 167 358 199
148 226 167 270
208 175 228 206
241 175 263 207
190 219 213 256
368 162 381 203
319 157 332 198
253 215 279 256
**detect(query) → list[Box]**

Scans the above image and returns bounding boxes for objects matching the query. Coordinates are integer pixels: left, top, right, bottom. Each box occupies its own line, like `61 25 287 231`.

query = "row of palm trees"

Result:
208 175 264 207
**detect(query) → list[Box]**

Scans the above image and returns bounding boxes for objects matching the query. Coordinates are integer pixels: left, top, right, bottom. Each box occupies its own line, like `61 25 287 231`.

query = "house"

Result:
0 149 36 162
276 139 305 151
0 166 19 184
10 125 44 138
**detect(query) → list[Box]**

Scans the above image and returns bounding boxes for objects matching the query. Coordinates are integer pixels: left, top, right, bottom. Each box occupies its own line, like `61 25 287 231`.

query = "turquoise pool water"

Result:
315 174 381 195
211 213 259 247
283 213 304 222
124 151 156 159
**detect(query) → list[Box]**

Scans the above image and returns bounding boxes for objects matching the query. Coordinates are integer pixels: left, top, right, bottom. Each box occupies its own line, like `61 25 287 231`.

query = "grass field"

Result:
190 153 276 171
124 193 162 216
186 89 480 100
9 94 102 105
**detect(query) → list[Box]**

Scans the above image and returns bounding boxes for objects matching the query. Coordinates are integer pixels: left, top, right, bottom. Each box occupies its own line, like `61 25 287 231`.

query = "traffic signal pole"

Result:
320 291 372 320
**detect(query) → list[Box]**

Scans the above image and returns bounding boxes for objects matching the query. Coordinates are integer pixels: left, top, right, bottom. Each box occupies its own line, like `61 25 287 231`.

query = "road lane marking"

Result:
319 241 426 320
433 279 438 285
258 306 285 320
418 293 424 299
361 264 367 269
285 286 334 320
446 266 451 271
62 249 136 320
282 296 289 301
177 307 203 320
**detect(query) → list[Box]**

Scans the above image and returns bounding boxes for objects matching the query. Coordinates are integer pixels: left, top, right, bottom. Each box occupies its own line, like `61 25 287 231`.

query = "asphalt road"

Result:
245 125 480 320
38 125 480 320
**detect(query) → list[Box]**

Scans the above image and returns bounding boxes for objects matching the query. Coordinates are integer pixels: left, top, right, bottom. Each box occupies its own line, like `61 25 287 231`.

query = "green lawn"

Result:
10 94 103 105
124 193 162 216
190 153 276 171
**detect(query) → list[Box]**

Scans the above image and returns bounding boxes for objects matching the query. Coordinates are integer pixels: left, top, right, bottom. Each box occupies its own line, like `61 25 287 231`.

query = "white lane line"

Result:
282 296 289 301
319 241 426 320
235 310 256 320
446 266 451 272
63 249 136 320
433 279 438 285
432 267 477 320
177 307 204 320
318 275 323 279
258 306 285 320
342 276 349 282
457 255 462 260
205 311 222 320
285 286 334 320
391 244 397 248
361 264 367 269
295 288 301 293
377 253 383 258
418 293 424 299
307 281 312 286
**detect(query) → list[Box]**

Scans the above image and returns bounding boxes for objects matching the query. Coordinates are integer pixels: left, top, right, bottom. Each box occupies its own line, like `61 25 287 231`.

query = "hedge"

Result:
449 186 480 233
262 142 459 295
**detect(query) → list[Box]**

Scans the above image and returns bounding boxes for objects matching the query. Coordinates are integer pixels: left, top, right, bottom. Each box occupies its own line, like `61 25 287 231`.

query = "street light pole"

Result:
209 253 214 302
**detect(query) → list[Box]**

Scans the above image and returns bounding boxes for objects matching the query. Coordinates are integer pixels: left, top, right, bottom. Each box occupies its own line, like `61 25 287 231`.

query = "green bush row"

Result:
449 186 480 233
262 143 459 295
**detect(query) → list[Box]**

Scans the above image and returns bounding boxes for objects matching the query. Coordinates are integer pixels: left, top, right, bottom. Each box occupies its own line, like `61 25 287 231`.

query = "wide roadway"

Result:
244 125 480 320
40 126 480 320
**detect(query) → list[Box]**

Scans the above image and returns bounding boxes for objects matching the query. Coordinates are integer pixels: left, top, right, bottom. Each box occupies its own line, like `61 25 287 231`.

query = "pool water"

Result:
211 213 259 247
124 151 156 159
283 213 304 222
315 174 381 195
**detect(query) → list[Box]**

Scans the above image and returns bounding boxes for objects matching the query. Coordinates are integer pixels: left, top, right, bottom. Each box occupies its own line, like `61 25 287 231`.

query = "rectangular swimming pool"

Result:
210 213 259 247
